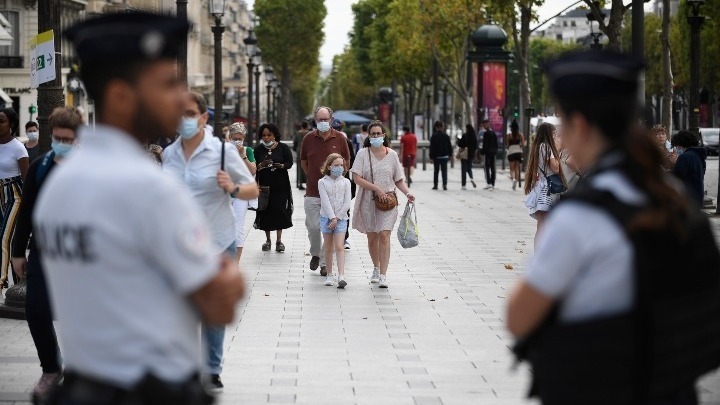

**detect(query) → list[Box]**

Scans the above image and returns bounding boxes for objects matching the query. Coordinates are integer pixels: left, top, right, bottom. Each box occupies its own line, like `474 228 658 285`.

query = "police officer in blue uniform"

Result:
33 12 245 404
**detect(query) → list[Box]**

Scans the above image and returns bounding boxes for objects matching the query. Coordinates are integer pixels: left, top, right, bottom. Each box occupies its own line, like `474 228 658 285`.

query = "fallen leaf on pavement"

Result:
504 264 514 270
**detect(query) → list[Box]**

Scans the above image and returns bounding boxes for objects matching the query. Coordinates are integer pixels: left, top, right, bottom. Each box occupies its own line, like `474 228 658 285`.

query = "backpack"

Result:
514 169 720 404
36 151 55 185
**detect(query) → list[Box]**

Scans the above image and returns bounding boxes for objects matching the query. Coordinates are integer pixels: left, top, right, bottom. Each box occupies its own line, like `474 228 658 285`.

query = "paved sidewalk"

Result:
1 161 719 404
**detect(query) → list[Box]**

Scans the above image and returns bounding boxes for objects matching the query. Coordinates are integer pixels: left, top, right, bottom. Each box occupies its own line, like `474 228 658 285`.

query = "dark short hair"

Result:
433 120 444 131
482 119 489 124
81 60 151 116
361 124 368 132
258 123 282 141
402 125 410 132
363 120 389 147
671 130 698 149
0 108 19 137
188 91 208 114
25 121 38 130
301 121 309 129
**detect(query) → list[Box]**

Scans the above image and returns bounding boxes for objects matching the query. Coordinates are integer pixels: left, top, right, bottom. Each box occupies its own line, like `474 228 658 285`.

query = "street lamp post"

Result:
244 29 257 145
586 4 605 50
687 0 705 141
177 0 188 85
265 66 274 123
209 0 227 149
254 53 262 133
424 81 432 141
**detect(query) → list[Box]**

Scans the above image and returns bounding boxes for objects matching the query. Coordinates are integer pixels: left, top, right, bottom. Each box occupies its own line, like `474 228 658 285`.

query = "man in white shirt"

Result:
33 12 246 404
162 91 257 393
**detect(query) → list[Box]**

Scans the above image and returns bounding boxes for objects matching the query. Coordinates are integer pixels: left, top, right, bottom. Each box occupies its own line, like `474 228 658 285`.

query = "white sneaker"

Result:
461 186 466 190
379 275 388 288
344 241 351 250
512 180 517 190
337 276 347 289
370 268 380 283
324 275 335 286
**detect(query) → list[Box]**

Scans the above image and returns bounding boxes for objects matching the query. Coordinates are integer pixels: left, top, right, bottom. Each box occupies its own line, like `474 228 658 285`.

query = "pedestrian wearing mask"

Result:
300 107 351 276
350 121 415 288
24 121 40 163
508 50 720 405
229 122 256 261
318 153 351 288
254 123 294 252
34 13 248 404
429 121 452 190
524 122 565 244
671 130 707 207
11 107 82 402
0 107 28 290
163 91 258 393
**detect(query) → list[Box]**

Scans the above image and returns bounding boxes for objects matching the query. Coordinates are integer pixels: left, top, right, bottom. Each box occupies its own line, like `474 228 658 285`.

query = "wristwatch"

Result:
230 184 240 198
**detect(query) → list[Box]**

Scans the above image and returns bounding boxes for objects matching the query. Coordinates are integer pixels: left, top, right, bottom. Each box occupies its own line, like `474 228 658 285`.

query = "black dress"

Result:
254 142 294 231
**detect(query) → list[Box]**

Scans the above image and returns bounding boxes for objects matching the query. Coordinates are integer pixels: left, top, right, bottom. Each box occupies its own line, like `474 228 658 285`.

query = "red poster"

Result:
481 62 506 139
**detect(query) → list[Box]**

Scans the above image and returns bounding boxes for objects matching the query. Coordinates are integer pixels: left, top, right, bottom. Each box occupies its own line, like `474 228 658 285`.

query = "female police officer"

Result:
507 50 720 404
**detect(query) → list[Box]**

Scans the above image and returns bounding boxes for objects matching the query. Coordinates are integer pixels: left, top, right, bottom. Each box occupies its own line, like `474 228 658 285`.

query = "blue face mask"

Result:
330 166 344 177
51 140 74 159
178 117 200 139
677 148 684 156
369 137 384 147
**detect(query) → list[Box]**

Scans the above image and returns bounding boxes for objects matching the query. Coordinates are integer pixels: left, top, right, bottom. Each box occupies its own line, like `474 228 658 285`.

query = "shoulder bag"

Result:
369 148 398 211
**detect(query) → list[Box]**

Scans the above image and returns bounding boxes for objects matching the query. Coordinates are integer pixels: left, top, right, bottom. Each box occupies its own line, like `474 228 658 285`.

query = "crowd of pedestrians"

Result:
1 11 719 405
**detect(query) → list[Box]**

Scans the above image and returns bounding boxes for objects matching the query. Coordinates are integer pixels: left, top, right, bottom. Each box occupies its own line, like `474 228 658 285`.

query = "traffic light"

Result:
29 104 37 115
513 106 519 119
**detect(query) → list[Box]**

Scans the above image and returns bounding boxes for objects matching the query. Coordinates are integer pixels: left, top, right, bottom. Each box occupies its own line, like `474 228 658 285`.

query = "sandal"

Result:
276 242 285 252
262 241 271 251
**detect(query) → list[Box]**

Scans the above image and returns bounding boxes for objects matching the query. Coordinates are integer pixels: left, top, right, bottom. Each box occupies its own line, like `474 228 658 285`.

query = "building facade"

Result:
533 7 610 45
0 0 272 135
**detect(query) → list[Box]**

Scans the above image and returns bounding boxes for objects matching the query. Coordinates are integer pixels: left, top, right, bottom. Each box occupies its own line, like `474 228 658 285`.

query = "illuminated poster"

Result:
480 62 506 142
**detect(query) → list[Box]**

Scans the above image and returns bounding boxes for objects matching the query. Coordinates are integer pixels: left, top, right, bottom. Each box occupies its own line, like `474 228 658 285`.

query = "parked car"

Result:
700 128 719 156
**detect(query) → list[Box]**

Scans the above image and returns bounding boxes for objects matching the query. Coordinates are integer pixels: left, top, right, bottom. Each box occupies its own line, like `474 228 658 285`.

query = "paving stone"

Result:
4 164 719 405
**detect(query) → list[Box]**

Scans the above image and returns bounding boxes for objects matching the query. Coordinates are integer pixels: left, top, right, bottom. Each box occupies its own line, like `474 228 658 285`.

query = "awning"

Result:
0 88 13 106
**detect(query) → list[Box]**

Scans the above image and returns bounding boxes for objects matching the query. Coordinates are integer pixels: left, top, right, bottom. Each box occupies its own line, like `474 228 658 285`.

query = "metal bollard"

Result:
422 148 427 171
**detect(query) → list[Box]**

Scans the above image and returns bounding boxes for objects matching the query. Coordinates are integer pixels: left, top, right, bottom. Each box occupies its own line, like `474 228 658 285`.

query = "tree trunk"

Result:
518 5 532 134
586 0 625 52
661 0 673 130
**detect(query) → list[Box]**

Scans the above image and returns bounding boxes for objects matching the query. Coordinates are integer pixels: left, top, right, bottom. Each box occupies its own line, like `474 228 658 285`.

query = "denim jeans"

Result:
460 159 474 186
433 157 449 188
201 242 236 375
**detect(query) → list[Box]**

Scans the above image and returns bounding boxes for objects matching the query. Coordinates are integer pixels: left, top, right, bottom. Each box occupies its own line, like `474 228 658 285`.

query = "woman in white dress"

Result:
524 122 565 244
350 120 414 288
229 122 256 261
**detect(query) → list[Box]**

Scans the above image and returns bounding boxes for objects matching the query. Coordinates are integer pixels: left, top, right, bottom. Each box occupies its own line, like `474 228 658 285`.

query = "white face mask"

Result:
316 121 331 133
27 131 39 141
262 140 275 147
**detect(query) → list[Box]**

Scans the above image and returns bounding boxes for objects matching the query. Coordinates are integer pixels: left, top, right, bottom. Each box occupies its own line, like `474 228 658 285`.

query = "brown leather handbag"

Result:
369 147 398 211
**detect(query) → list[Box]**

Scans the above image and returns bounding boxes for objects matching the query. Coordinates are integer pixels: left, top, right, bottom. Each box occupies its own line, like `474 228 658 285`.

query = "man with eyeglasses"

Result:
300 106 351 275
11 107 82 403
